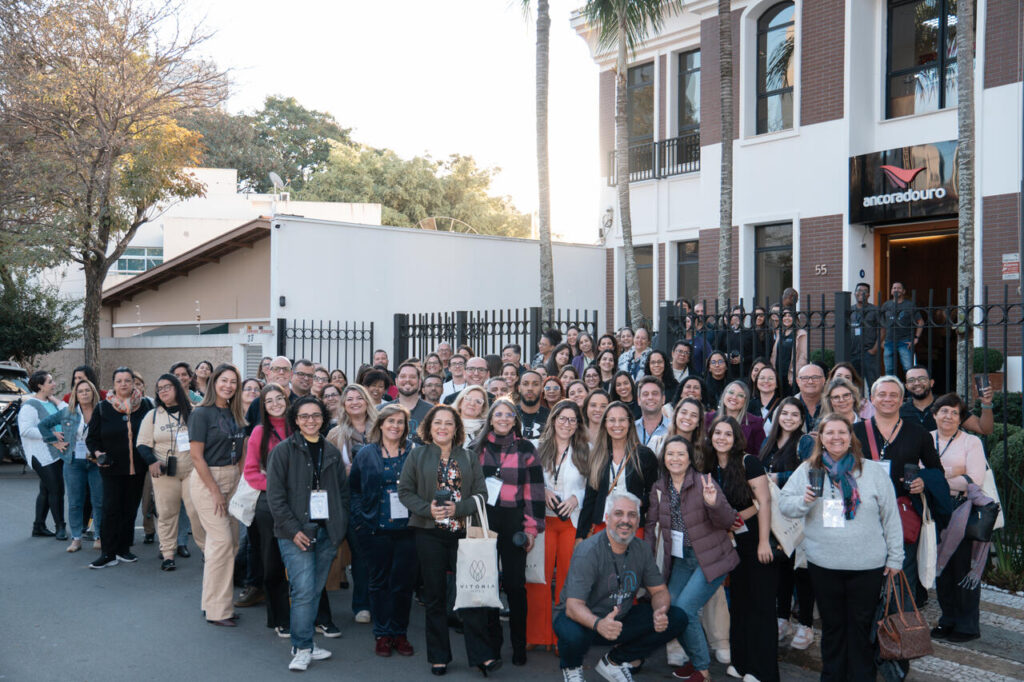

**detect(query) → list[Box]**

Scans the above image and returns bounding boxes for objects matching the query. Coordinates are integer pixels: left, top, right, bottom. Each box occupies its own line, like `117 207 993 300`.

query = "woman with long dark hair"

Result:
244 383 292 637
748 365 782 429
705 415 778 682
611 371 641 419
577 402 658 540
703 352 730 410
771 309 807 397
194 360 214 397
571 332 597 374
582 389 610 447
526 399 589 650
644 350 677 407
20 371 67 540
136 374 200 571
544 343 573 379
648 398 706 467
581 365 602 393
594 350 618 394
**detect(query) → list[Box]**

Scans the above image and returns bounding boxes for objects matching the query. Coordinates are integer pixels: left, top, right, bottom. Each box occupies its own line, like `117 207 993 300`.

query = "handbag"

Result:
228 474 260 526
964 500 1000 542
896 496 921 544
768 477 804 557
454 496 503 610
525 531 545 584
982 466 1004 530
916 493 936 589
877 570 933 661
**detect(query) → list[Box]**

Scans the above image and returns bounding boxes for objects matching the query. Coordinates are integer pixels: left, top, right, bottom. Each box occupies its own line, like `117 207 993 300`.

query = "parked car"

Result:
0 362 30 463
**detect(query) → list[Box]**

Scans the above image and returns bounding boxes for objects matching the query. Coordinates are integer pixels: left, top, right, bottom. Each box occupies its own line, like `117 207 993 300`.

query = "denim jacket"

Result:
38 406 86 465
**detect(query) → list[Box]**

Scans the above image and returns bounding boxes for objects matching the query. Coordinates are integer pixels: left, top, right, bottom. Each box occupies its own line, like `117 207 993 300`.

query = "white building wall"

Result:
270 217 607 359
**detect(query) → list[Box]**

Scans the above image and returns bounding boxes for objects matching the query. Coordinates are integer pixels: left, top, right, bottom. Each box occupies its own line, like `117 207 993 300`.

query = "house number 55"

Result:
815 264 828 276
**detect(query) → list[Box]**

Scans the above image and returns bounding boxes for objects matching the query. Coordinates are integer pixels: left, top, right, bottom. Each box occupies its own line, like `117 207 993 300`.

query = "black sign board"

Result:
849 140 958 224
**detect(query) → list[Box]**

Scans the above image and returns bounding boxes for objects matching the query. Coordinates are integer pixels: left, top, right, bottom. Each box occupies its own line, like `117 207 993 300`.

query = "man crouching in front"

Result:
554 491 686 682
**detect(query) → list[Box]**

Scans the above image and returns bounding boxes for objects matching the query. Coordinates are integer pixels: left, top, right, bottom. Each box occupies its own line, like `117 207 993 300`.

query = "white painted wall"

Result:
270 217 607 360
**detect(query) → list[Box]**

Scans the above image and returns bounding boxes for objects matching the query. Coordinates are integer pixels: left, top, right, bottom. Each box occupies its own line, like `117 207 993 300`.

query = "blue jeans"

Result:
554 603 686 669
278 527 338 651
668 547 726 671
63 458 103 539
883 339 915 376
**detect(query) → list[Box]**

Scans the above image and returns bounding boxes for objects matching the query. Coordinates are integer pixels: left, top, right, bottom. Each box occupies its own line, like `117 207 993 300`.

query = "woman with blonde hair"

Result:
453 385 489 447
821 377 863 425
706 380 766 455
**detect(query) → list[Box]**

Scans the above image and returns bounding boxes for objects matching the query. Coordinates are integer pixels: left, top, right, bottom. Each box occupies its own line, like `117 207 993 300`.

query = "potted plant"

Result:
972 346 1005 393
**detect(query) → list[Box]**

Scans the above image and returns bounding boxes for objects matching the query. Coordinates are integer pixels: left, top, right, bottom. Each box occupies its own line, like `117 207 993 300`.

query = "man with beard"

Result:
553 491 685 682
900 366 994 435
849 283 880 389
516 370 549 441
421 374 444 405
387 362 433 440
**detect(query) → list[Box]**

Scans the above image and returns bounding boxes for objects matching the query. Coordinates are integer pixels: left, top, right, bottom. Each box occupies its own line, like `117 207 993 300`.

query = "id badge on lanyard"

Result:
309 490 329 520
74 440 88 460
389 491 408 519
175 431 190 452
486 476 503 506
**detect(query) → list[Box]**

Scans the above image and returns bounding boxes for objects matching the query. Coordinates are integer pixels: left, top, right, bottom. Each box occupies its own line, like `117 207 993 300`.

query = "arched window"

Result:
756 2 795 134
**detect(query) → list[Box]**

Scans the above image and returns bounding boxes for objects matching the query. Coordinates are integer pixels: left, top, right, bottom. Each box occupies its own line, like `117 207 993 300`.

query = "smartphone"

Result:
974 374 990 395
434 489 453 505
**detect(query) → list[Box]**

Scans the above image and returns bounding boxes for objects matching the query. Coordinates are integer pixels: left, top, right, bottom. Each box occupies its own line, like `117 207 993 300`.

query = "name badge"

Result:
389 491 408 519
486 476 503 507
309 490 329 520
823 499 846 528
671 530 685 558
176 432 190 452
74 441 88 460
733 520 749 534
854 327 862 336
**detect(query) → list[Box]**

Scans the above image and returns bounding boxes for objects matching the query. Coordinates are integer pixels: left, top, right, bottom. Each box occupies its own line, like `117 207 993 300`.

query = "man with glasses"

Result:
900 366 994 435
244 357 302 435
670 340 693 386
794 363 826 432
421 374 444 405
443 357 493 405
440 355 467 402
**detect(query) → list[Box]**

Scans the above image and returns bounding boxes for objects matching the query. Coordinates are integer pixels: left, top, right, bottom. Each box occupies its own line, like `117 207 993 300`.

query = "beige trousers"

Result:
151 462 200 559
190 466 240 621
702 584 731 651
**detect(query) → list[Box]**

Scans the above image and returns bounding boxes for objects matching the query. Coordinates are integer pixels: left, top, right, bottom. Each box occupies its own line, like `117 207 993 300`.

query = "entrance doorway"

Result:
874 219 958 390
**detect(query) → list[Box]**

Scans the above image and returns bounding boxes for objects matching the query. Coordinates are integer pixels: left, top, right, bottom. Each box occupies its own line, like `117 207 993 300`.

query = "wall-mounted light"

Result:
279 296 286 307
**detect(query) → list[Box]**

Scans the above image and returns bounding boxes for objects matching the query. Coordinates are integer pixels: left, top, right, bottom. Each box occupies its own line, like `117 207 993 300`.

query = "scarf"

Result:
108 389 143 475
937 483 993 589
821 452 860 520
462 418 485 446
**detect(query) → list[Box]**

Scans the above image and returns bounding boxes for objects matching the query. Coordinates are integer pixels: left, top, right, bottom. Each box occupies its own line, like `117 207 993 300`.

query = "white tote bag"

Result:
454 496 503 610
228 474 260 526
769 478 805 557
917 493 937 590
525 531 545 584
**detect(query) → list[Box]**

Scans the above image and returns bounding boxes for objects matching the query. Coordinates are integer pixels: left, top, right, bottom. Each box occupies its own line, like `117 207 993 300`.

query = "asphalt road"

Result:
0 463 819 681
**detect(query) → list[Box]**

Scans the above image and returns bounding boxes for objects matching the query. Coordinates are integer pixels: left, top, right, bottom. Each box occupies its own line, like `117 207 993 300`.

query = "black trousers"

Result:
100 472 145 557
32 459 65 529
415 528 496 666
936 537 980 636
486 504 528 657
777 552 815 626
729 543 780 682
363 528 417 637
253 494 290 629
808 562 885 682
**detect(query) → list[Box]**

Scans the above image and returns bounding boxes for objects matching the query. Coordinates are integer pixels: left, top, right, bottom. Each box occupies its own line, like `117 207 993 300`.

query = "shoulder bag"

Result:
916 492 936 589
454 496 502 610
877 570 933 661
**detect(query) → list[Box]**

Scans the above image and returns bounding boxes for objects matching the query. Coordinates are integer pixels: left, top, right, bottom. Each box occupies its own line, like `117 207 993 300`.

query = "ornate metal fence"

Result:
276 318 374 380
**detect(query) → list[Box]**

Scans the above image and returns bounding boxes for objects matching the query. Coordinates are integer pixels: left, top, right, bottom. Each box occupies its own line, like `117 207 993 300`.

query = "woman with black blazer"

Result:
397 405 496 677
86 367 150 569
576 401 658 540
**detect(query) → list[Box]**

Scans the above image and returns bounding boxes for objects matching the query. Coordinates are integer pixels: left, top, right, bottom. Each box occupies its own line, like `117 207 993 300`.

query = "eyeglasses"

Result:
269 366 290 373
905 377 930 384
799 375 824 382
313 376 328 383
462 397 485 407
242 386 261 393
556 416 578 426
294 371 314 380
296 413 323 422
466 367 487 373
157 384 174 393
830 392 853 402
709 359 726 366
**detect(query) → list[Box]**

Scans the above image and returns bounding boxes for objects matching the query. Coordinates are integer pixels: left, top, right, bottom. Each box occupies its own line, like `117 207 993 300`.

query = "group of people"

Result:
17 305 999 681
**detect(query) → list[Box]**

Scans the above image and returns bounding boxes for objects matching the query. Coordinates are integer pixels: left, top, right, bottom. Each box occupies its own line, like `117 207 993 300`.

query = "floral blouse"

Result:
436 455 464 532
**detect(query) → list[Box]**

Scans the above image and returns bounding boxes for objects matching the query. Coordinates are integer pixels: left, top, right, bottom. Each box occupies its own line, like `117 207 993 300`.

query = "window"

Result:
625 245 655 323
676 241 699 299
627 63 655 146
754 223 792 304
756 3 795 134
886 0 959 118
677 50 701 135
114 247 163 274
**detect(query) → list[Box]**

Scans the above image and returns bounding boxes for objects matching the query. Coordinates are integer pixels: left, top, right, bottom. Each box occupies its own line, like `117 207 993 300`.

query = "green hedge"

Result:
810 349 834 372
974 392 1023 427
972 346 1004 374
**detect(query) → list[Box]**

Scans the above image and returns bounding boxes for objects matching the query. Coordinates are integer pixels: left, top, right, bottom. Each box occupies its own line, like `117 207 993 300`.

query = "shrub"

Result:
809 348 834 372
975 392 1023 428
972 346 1004 374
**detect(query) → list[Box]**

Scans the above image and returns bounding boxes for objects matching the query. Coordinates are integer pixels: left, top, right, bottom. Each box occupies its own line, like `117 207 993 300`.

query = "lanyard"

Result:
872 417 901 459
307 438 325 489
605 535 631 605
553 445 569 485
935 430 959 459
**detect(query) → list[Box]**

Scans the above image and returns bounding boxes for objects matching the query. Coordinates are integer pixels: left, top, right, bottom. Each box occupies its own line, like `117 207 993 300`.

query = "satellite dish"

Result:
268 172 285 190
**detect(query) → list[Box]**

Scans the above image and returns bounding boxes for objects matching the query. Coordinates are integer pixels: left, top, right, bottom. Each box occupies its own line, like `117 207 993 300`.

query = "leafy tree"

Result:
0 0 228 367
0 266 80 367
177 108 278 192
252 96 351 192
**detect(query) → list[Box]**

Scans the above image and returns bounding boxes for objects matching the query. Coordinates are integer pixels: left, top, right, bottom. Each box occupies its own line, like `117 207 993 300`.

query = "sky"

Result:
182 0 601 244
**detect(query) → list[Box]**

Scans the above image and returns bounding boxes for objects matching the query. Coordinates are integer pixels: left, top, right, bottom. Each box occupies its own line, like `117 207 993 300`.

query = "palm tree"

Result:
582 0 684 329
717 0 733 308
522 0 556 325
955 0 975 396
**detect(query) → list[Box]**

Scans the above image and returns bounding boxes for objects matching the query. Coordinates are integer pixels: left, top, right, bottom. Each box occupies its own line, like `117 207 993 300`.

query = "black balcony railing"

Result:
607 130 700 185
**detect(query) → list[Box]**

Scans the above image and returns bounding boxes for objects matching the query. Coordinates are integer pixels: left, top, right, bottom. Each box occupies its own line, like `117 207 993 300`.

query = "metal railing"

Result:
607 131 700 185
276 318 374 380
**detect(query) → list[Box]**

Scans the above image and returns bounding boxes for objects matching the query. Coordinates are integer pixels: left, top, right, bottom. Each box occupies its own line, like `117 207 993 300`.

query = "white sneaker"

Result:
790 624 813 650
595 654 633 682
562 667 586 682
726 665 742 679
288 648 312 671
777 617 792 643
743 676 761 682
716 648 732 665
666 638 688 666
354 609 371 624
310 645 332 661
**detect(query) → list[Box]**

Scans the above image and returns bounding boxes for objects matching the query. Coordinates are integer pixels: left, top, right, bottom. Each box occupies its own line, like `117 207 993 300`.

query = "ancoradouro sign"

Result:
849 140 958 223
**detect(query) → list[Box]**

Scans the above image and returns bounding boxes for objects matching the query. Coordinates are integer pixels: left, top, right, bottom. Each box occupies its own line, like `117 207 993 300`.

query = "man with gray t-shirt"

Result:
553 492 685 682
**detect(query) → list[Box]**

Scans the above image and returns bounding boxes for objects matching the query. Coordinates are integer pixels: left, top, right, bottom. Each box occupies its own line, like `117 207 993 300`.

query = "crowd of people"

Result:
16 295 1001 681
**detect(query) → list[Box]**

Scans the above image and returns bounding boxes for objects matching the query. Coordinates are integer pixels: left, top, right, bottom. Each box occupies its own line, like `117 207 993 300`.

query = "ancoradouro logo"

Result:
861 164 946 208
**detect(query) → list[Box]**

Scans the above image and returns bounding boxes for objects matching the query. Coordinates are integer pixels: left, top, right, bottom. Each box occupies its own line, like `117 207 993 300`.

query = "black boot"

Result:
32 524 55 537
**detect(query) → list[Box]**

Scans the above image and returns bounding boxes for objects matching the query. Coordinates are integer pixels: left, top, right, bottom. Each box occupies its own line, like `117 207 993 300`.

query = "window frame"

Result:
114 246 164 274
885 0 958 119
625 244 655 323
755 2 796 135
676 50 701 136
753 223 793 304
626 62 656 147
676 240 700 300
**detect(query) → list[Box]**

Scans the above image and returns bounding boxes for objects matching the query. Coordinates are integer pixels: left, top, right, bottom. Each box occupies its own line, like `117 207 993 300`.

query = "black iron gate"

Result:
276 318 374 380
